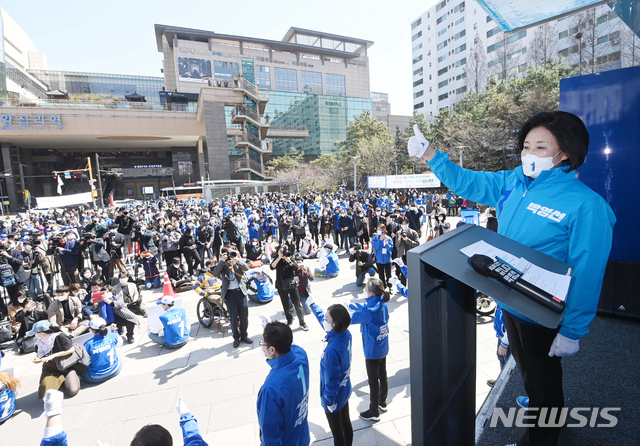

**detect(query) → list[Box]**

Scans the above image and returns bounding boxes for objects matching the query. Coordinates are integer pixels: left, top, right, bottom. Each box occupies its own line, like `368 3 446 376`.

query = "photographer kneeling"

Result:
113 272 147 317
47 287 89 338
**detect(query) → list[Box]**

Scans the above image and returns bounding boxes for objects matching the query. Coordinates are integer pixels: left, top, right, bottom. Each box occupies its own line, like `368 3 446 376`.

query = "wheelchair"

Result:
196 292 229 330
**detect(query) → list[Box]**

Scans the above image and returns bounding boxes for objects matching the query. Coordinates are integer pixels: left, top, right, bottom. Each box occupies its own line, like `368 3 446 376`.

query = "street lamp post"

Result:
452 145 468 168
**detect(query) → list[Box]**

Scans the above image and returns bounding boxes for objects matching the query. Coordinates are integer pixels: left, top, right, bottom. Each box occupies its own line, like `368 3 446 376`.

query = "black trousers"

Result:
293 233 304 251
115 314 136 341
325 401 353 446
365 356 388 415
225 289 248 340
164 250 179 266
310 229 319 245
182 250 201 275
376 262 392 288
277 287 305 326
503 311 563 446
395 254 407 286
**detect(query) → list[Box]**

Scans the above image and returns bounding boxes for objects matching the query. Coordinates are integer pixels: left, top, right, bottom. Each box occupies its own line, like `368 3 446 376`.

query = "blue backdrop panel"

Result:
560 65 640 263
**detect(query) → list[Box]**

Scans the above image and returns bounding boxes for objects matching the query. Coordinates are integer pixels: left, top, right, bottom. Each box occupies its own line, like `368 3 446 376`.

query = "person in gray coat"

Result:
211 246 252 348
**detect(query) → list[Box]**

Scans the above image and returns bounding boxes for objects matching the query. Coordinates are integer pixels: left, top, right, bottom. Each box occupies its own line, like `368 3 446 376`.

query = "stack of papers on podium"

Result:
460 240 572 302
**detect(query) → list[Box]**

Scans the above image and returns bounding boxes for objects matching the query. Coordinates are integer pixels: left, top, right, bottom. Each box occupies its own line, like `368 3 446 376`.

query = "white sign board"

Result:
367 174 441 189
36 192 93 209
142 186 154 194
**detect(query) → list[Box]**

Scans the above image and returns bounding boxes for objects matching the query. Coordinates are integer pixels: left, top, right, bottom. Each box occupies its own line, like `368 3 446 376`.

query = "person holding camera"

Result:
46 286 89 338
271 244 308 331
8 291 48 349
0 240 28 302
49 233 77 287
161 223 181 269
197 220 215 268
179 227 200 277
113 272 147 317
86 231 110 282
212 247 252 348
167 257 193 293
22 241 47 305
291 210 306 252
394 217 419 286
349 242 377 287
107 224 126 278
114 209 135 256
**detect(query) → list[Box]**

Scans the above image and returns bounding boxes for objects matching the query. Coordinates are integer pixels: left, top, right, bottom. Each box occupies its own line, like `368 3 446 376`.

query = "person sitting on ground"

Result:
74 267 99 294
46 287 89 338
246 238 263 262
167 257 193 293
29 320 81 400
138 250 161 289
8 291 47 339
82 281 139 344
80 317 123 383
294 254 313 314
245 267 275 303
113 272 147 317
297 233 318 259
314 243 340 278
349 242 377 287
0 372 21 424
148 296 190 349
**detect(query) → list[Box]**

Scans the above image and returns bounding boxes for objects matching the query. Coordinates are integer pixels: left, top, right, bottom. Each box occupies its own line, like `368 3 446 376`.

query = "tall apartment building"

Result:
411 1 639 117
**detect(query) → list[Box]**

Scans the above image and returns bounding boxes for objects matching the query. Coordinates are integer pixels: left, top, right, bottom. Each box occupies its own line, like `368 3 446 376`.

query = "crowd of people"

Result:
0 186 472 445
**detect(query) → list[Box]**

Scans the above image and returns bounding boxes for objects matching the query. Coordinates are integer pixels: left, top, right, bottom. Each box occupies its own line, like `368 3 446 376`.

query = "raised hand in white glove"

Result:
407 124 430 158
389 277 399 287
176 395 190 416
306 295 315 307
548 333 580 357
259 313 270 329
44 389 64 417
392 257 405 268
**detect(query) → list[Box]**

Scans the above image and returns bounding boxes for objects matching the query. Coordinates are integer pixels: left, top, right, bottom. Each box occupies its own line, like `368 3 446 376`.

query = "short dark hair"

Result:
263 321 292 355
327 304 351 333
518 111 589 172
55 287 68 294
130 424 173 446
91 279 104 288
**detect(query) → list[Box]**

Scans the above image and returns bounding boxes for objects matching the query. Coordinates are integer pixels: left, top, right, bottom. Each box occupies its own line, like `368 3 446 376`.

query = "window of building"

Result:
487 26 501 38
437 14 447 25
569 26 579 36
455 43 466 54
437 40 448 50
610 30 620 42
597 35 609 45
326 73 346 96
558 30 568 39
558 44 579 58
597 51 621 65
438 92 449 101
414 67 423 76
455 57 467 67
412 18 422 29
301 53 321 60
456 85 467 94
255 65 270 90
413 78 424 87
413 43 423 52
487 40 504 53
436 0 447 12
301 71 322 93
438 66 449 76
273 67 297 92
214 61 238 79
456 72 466 80
507 30 527 44
438 79 449 88
429 74 432 80
455 16 465 26
326 56 344 63
487 15 493 22
413 55 423 64
508 47 526 60
439 28 448 37
453 29 466 40
596 13 609 24
438 54 448 63
414 90 424 98
453 1 465 13
412 31 423 41
414 102 424 109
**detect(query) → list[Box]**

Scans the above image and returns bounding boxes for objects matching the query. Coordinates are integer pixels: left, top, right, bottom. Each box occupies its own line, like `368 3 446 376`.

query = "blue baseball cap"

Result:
26 320 51 337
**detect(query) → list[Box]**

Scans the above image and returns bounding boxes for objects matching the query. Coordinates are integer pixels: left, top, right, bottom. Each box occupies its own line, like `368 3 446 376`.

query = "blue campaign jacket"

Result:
257 344 310 446
83 332 121 380
371 235 393 264
160 308 189 346
311 304 352 413
350 295 390 360
180 412 209 446
325 251 340 275
428 151 615 339
0 386 16 423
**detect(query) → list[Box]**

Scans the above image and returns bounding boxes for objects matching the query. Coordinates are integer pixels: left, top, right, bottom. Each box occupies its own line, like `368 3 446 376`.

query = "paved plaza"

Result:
1 218 502 445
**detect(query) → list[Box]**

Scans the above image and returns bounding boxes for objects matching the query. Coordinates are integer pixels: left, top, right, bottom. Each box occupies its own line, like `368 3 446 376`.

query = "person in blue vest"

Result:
349 277 390 422
81 317 123 383
314 242 340 278
308 297 353 446
148 296 190 349
371 224 393 289
0 369 21 424
257 321 310 446
246 268 275 304
410 112 615 446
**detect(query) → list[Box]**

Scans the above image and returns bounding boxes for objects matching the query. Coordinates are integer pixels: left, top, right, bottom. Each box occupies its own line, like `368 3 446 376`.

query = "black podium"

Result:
407 224 571 445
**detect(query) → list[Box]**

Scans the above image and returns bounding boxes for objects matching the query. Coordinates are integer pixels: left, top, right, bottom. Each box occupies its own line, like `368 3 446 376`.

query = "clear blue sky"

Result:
4 0 438 115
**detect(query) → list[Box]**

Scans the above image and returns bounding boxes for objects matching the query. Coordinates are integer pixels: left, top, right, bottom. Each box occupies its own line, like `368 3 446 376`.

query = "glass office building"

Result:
0 12 6 98
28 70 164 102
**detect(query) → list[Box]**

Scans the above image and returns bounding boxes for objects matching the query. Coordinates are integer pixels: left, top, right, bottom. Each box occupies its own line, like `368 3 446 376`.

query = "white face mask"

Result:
521 152 563 179
56 295 68 301
84 273 91 278
119 279 128 285
18 297 26 303
377 230 382 235
322 319 334 332
439 216 444 221
24 246 32 251
401 224 409 231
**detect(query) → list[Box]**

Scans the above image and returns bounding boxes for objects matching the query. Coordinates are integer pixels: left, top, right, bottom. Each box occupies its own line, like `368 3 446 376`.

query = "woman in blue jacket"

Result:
81 317 123 383
308 298 353 446
410 111 615 445
350 277 390 422
371 224 393 289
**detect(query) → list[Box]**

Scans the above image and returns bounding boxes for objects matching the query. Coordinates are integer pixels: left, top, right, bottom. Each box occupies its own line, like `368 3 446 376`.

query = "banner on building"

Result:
367 174 441 189
36 192 93 209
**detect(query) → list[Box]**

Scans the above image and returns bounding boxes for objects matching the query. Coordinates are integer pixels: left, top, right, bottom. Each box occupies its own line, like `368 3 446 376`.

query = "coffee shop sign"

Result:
0 115 63 131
